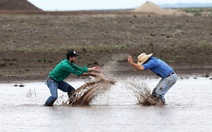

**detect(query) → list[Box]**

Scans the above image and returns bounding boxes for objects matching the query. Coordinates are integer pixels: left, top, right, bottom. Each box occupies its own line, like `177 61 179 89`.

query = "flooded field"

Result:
0 77 212 132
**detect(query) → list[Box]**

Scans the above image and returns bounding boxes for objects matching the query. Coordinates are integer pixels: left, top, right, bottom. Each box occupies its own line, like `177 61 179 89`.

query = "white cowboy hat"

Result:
137 53 153 65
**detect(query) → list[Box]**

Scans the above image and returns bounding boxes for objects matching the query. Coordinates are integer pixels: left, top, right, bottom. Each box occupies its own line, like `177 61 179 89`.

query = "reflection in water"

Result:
0 77 211 132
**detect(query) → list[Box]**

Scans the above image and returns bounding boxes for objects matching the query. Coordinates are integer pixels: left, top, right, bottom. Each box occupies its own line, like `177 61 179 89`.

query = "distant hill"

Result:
0 0 41 10
160 3 212 8
133 1 188 15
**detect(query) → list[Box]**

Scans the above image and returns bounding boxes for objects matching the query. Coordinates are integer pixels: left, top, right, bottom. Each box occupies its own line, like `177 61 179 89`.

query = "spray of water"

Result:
64 75 116 106
63 54 162 106
123 77 161 105
102 54 161 105
26 89 37 97
63 54 126 106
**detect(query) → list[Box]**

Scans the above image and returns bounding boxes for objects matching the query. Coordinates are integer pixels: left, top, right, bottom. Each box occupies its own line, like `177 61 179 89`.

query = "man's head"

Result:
137 53 153 65
66 50 78 61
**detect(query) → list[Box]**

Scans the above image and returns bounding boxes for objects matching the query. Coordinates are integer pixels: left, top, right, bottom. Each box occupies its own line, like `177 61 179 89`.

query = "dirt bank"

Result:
0 0 41 11
0 12 211 82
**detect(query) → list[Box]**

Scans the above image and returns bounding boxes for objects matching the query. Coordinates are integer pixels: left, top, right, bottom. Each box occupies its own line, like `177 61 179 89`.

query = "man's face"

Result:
69 56 76 62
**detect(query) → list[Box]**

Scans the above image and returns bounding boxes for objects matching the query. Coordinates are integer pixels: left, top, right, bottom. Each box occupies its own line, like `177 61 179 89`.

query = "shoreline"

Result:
0 68 211 83
1 75 211 84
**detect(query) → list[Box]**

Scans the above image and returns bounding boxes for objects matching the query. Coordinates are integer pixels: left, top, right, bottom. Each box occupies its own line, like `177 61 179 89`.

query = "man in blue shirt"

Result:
128 53 177 104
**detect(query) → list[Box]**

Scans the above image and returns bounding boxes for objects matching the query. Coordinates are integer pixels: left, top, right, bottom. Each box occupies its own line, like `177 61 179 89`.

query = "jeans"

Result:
152 73 177 103
44 77 75 106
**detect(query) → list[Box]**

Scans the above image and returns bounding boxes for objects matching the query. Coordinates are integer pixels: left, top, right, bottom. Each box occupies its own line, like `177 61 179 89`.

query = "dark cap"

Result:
66 50 78 59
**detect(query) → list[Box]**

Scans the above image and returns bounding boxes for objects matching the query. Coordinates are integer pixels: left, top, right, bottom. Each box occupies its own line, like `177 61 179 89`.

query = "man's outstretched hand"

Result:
90 66 101 72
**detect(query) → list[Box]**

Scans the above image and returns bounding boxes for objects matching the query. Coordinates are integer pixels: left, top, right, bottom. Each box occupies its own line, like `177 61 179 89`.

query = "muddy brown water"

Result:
0 77 212 132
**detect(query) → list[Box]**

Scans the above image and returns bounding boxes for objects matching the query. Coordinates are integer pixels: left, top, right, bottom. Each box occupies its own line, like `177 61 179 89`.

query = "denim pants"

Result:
44 78 75 106
152 73 177 103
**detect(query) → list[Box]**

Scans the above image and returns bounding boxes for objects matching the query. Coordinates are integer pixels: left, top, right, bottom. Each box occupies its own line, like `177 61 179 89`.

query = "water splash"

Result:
63 53 163 106
26 89 37 97
122 77 162 105
64 75 115 106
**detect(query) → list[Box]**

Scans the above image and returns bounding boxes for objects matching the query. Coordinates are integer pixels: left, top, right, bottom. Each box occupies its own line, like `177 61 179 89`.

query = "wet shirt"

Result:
49 59 88 82
143 57 174 78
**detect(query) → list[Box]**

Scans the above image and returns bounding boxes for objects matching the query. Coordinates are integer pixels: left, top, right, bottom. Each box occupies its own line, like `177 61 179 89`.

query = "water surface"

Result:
0 77 211 132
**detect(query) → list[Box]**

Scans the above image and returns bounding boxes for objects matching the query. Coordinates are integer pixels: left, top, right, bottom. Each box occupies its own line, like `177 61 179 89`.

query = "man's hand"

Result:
128 56 134 64
89 66 101 72
89 72 99 77
81 72 99 77
128 55 144 70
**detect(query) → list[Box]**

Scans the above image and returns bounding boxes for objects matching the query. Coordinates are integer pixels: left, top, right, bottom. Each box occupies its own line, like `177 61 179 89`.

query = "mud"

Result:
0 12 211 83
65 75 115 106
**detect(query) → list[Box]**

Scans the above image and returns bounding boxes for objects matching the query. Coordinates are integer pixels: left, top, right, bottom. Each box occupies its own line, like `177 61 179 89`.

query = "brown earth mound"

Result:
133 1 188 15
0 0 41 10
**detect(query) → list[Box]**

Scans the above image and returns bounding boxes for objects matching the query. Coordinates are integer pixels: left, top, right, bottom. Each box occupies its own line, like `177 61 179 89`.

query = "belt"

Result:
47 76 57 82
166 72 175 78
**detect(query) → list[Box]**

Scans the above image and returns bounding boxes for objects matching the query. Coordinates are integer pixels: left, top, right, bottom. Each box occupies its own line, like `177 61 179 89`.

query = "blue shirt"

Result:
143 57 174 78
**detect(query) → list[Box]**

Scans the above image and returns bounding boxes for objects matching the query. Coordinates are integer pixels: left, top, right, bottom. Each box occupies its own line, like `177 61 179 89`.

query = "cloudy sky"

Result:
27 0 212 11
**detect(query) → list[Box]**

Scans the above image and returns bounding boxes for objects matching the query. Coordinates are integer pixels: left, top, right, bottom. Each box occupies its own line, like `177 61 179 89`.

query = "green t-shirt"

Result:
49 59 88 82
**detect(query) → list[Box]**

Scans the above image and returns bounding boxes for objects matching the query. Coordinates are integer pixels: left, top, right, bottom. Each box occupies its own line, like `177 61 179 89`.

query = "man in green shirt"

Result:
44 49 100 106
